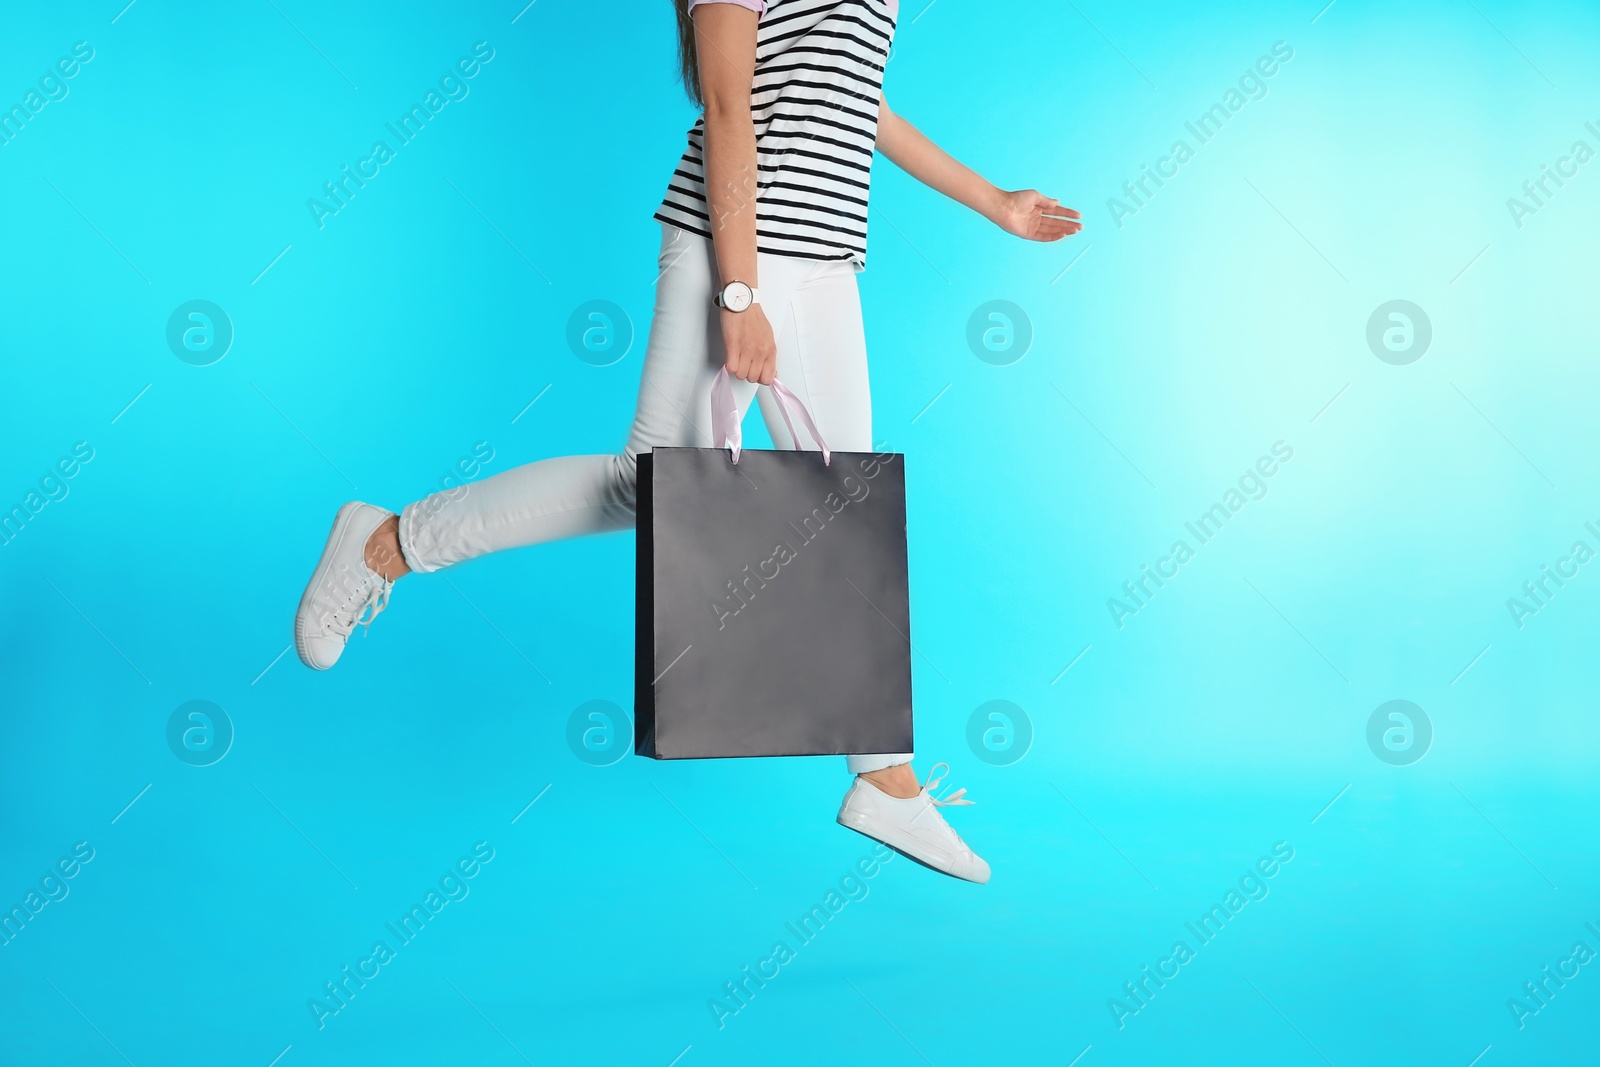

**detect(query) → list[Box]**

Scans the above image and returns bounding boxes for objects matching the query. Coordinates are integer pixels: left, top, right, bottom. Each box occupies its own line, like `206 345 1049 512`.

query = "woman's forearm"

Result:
876 96 1005 222
702 104 761 288
693 5 763 289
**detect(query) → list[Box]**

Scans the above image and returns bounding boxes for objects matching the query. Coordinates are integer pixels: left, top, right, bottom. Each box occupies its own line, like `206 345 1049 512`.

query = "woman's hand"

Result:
988 188 1083 242
722 305 777 385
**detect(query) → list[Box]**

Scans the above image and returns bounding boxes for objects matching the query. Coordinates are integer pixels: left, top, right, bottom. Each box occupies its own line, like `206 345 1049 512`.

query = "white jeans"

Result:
398 223 912 775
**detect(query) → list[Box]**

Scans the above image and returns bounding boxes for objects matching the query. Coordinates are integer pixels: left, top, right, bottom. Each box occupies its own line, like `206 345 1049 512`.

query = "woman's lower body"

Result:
291 223 988 882
400 224 907 774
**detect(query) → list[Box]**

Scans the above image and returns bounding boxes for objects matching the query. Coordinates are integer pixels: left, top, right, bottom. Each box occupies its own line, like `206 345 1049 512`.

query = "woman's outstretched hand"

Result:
722 305 778 385
989 189 1083 242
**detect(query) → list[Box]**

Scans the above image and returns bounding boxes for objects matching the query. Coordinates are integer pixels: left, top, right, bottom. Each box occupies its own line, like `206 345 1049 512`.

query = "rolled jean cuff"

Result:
396 500 439 575
846 752 913 775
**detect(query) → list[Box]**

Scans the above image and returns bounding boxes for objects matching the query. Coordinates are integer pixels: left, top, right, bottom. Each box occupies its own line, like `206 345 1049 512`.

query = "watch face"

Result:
722 281 753 312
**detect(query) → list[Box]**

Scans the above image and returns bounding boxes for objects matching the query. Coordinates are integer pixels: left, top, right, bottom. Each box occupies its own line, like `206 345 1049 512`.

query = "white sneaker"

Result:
293 502 396 671
836 763 990 884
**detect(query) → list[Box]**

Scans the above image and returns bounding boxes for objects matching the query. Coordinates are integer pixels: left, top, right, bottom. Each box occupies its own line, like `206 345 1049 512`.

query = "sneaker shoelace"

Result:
921 762 973 808
319 569 394 640
907 764 977 857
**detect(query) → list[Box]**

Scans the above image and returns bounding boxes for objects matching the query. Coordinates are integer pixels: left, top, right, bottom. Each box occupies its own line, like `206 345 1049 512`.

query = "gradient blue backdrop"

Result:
3 1 1598 1064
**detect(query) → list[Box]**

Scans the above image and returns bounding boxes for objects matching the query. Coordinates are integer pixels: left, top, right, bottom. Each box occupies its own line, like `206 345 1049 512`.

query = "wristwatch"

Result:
713 280 759 313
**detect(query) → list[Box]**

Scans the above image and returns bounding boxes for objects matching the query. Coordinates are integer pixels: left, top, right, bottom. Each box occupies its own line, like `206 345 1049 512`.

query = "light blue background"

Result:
3 1 1598 1064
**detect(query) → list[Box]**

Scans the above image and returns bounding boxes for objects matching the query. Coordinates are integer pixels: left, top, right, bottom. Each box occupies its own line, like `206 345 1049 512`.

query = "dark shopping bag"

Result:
634 369 914 759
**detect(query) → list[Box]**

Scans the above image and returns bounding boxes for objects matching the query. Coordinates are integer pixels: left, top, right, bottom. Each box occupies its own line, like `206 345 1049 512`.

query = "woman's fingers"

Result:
724 353 779 382
1039 196 1082 220
731 350 774 385
751 345 773 385
726 350 776 383
1030 218 1082 242
1040 215 1083 233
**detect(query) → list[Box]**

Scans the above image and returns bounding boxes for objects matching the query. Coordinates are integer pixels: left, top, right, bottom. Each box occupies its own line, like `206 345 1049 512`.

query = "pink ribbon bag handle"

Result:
709 366 831 466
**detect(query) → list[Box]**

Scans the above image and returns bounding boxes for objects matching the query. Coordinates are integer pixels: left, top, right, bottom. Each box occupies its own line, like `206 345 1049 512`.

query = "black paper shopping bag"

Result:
634 371 914 759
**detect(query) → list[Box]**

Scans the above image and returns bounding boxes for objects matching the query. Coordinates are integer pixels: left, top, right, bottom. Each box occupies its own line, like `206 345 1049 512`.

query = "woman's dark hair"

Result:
673 1 703 107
